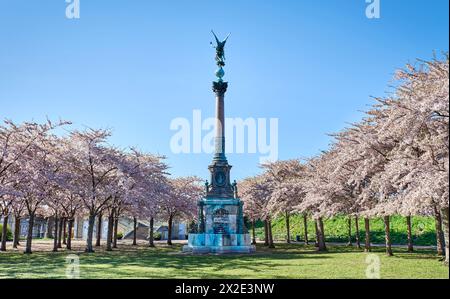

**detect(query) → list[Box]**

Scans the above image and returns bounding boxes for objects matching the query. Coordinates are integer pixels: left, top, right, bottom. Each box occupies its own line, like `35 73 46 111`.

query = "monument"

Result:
183 32 256 254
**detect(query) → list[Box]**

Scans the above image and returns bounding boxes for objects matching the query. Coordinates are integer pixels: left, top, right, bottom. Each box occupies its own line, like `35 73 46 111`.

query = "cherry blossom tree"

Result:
159 177 202 245
240 174 274 247
240 178 262 245
19 134 65 254
124 149 169 247
372 56 449 261
67 129 119 253
1 119 68 252
262 159 306 243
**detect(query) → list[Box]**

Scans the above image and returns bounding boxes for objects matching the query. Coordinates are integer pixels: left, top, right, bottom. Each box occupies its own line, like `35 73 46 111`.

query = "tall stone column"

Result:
212 80 228 162
207 79 234 199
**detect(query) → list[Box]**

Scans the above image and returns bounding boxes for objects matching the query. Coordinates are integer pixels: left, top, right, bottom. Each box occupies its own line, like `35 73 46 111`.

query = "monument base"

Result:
183 233 256 254
182 245 256 254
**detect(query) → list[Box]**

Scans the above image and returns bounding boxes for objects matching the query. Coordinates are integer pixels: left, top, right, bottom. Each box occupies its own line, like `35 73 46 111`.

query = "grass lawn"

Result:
0 241 448 279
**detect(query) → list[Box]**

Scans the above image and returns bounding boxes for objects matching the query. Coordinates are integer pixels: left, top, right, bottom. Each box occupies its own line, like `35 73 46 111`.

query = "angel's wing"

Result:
223 33 231 44
211 30 220 45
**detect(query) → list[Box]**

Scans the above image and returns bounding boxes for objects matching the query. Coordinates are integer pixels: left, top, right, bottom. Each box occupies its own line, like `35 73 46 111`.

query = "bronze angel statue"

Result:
211 30 230 67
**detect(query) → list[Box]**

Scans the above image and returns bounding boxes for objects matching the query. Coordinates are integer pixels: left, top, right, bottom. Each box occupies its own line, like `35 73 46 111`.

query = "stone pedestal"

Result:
183 198 256 254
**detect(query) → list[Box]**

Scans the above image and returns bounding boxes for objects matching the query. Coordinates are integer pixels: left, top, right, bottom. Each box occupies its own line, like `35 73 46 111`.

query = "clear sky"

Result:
0 0 448 180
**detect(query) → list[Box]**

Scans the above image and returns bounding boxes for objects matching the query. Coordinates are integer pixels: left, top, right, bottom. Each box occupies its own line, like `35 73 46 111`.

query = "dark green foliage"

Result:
0 224 13 241
153 232 162 241
188 220 198 233
255 214 436 246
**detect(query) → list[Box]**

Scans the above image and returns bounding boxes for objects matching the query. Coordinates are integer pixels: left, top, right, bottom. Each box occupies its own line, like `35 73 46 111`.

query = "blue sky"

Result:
0 0 448 180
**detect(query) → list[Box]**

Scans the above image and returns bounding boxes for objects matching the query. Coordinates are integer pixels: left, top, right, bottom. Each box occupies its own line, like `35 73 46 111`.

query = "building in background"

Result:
1 216 48 239
1 215 188 241
74 216 188 241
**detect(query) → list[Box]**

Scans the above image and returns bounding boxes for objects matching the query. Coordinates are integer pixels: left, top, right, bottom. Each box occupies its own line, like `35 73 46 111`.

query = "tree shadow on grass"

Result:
85 247 328 267
73 256 324 279
389 250 443 260
318 245 442 263
0 242 441 279
0 253 67 278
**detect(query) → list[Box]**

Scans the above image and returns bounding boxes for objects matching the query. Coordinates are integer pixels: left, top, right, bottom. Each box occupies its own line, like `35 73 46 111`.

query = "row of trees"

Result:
1 56 448 266
241 56 449 264
0 123 202 253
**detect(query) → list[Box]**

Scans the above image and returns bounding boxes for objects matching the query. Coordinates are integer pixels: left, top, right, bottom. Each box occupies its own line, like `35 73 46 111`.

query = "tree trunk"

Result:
132 217 137 246
263 220 269 246
13 216 21 248
316 218 327 251
303 214 309 245
167 215 173 245
406 215 414 253
85 213 96 253
383 216 393 256
44 217 51 238
95 214 102 246
1 214 9 251
52 214 59 252
355 216 361 249
57 216 63 248
66 218 73 250
62 218 67 245
24 213 35 254
314 220 319 247
434 207 445 256
440 207 449 265
149 217 155 247
364 217 371 252
268 219 275 248
285 211 291 244
113 216 119 248
106 213 113 251
347 216 352 246
251 220 256 245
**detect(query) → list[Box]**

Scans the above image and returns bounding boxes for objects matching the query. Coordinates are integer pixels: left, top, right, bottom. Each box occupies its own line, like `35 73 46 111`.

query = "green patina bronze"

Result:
183 31 255 254
211 30 230 68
